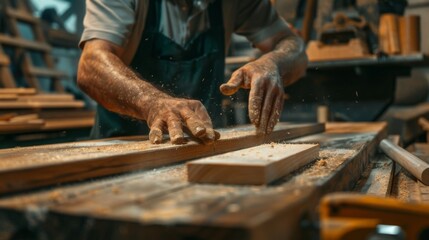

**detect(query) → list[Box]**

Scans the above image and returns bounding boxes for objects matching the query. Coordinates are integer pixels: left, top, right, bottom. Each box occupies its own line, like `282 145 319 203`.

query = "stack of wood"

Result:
379 14 421 55
0 88 84 109
0 113 44 132
0 88 93 134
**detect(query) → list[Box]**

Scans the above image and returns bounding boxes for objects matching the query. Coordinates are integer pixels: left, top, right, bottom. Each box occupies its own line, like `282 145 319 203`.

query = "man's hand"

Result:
220 59 285 135
144 97 220 144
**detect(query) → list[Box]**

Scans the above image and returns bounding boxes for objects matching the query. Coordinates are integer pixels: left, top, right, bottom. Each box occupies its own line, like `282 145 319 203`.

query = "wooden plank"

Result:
0 100 84 109
0 94 17 100
8 113 38 123
187 143 319 185
0 35 51 51
0 88 36 95
0 120 44 133
28 67 66 78
0 113 17 121
0 123 324 194
6 8 38 23
17 94 74 102
42 117 94 130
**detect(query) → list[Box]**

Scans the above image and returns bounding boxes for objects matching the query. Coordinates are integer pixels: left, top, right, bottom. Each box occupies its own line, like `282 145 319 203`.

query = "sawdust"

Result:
275 148 357 186
316 159 327 167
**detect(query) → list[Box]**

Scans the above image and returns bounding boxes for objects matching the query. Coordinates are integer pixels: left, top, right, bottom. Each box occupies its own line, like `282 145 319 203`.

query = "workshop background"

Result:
0 0 429 240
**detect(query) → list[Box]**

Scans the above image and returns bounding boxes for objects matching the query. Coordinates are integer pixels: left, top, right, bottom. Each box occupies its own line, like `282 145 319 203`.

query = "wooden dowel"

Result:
379 139 429 185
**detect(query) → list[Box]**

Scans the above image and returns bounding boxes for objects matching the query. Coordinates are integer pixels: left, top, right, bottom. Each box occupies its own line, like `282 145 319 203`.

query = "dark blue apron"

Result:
91 0 225 138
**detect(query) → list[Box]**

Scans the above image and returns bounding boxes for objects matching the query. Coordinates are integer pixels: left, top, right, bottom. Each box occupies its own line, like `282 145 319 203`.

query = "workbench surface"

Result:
0 122 387 239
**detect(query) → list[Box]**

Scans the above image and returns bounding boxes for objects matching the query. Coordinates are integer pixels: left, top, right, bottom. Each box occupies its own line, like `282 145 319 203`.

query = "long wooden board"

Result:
0 123 324 194
0 122 386 240
17 94 75 102
0 100 84 109
0 88 36 95
187 143 319 185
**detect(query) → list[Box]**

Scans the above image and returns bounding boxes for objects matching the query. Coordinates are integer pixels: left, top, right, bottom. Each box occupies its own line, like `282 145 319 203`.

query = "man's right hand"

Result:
144 97 220 144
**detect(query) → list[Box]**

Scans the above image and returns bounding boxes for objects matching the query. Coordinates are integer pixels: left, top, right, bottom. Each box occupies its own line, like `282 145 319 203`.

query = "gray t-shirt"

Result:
80 0 289 64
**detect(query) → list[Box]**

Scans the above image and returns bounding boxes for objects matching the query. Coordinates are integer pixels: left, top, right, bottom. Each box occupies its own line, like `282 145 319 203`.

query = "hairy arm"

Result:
78 39 218 144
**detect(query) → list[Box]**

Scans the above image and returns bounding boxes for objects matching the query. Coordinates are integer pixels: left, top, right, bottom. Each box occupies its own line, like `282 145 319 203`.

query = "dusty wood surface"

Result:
0 122 386 239
357 154 395 197
0 123 324 194
187 143 319 185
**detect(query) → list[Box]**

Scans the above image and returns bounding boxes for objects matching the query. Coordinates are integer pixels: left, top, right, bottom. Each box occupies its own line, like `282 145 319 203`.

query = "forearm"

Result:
257 36 308 86
78 47 168 120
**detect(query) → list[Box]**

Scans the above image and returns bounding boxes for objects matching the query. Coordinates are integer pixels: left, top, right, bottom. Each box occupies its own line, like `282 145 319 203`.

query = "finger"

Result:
248 78 264 127
267 92 284 134
149 118 165 144
257 85 275 135
166 116 185 144
220 70 244 96
192 103 216 143
214 130 221 140
179 108 207 138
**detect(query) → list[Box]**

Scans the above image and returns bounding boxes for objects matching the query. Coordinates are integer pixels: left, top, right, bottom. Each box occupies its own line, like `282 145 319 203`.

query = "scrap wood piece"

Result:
0 88 36 95
0 123 324 194
187 143 320 185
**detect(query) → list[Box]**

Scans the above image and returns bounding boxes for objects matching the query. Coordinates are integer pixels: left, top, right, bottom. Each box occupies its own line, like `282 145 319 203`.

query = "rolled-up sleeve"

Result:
234 0 289 44
79 0 136 48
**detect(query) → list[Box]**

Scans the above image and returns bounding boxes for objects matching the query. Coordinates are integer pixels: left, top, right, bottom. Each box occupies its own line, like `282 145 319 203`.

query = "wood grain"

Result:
380 139 429 185
187 144 319 185
0 123 324 194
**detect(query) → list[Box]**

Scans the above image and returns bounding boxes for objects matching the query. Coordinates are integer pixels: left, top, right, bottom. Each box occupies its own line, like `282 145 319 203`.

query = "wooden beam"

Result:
0 94 17 100
28 67 67 78
0 88 36 95
8 113 38 123
0 100 84 109
0 123 324 194
17 94 74 102
0 35 51 51
187 143 319 185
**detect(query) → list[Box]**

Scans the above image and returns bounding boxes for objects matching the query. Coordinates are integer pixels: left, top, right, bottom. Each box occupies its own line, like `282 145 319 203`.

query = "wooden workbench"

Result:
0 122 387 239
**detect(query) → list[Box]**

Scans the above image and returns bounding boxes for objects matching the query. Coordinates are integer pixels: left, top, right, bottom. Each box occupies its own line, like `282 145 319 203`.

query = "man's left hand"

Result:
220 59 285 135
